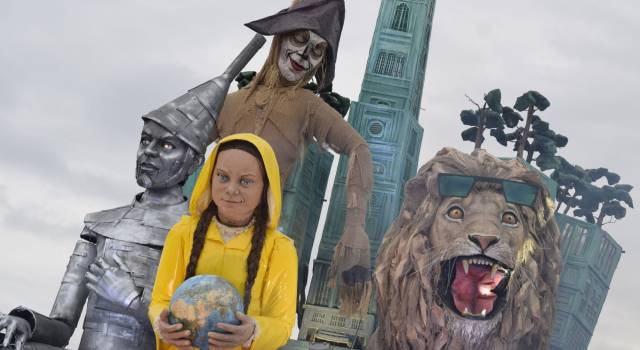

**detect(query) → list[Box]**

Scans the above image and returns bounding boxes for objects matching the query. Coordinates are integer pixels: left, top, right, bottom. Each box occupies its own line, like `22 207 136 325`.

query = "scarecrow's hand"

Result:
341 265 371 286
331 222 371 287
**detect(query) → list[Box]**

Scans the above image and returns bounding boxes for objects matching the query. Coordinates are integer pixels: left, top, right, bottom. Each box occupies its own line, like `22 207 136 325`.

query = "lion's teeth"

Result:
481 309 487 317
463 307 470 316
491 264 498 279
463 260 469 275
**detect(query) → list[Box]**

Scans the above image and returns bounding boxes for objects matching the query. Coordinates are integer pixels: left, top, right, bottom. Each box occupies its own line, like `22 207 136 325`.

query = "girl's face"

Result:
211 149 265 226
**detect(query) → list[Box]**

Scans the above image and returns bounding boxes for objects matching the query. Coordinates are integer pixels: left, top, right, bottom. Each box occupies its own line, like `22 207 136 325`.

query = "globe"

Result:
169 275 244 350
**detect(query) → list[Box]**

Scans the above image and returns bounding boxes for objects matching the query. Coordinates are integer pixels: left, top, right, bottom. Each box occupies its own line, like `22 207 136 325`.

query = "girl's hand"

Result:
154 309 192 350
208 312 256 349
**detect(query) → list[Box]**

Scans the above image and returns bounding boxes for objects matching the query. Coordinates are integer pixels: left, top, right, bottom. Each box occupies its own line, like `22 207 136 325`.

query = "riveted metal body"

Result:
9 197 187 350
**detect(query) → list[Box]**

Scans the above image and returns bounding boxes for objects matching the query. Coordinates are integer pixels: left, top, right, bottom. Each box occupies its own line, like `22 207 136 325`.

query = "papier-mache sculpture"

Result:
0 35 266 350
217 0 375 314
368 148 562 350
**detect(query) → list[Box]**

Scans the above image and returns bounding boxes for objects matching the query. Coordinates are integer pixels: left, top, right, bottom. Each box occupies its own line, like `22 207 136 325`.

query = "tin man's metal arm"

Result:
11 238 97 347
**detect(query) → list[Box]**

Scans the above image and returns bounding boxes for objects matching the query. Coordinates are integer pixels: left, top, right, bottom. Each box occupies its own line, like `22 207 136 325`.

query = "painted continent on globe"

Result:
169 275 244 350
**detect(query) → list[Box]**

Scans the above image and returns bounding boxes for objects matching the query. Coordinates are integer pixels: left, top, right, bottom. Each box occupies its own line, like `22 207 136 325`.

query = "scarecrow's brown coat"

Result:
218 84 373 213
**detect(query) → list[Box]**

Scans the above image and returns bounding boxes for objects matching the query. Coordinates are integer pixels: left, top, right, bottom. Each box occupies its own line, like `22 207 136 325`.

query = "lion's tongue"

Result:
451 260 504 315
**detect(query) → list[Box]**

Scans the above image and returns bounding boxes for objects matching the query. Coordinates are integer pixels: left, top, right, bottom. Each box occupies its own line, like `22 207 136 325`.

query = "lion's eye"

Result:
502 211 518 226
446 206 464 221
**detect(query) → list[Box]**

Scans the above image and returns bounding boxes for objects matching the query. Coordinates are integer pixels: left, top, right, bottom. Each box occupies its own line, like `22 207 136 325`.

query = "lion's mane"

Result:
368 148 562 350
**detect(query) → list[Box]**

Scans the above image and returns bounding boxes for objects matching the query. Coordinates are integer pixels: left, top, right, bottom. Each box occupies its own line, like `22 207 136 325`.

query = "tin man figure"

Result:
0 34 266 350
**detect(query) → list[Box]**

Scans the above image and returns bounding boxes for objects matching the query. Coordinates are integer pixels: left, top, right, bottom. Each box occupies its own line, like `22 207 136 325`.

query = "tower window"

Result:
373 51 406 78
391 3 409 32
374 51 387 74
368 120 384 136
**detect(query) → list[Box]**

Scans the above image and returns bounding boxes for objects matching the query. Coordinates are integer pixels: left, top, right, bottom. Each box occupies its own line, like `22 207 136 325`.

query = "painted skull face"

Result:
277 29 327 83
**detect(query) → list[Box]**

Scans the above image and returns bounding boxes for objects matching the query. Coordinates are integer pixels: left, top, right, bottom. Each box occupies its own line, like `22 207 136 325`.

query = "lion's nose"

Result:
468 234 500 251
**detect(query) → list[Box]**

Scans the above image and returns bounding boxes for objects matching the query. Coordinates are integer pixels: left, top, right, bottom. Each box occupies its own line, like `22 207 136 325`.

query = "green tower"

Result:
295 0 437 348
518 164 624 349
279 143 334 319
550 214 623 349
279 144 334 271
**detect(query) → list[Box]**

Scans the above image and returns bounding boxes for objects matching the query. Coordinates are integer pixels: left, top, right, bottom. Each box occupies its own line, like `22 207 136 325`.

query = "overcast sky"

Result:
1 1 639 349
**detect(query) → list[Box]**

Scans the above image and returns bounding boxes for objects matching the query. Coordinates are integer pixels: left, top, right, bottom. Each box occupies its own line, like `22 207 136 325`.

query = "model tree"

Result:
507 91 568 170
552 156 588 214
460 89 515 150
572 168 634 226
551 156 634 225
459 89 568 171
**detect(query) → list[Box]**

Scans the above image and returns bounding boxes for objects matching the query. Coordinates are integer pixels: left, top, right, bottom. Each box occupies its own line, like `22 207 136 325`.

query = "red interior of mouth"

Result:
451 260 505 316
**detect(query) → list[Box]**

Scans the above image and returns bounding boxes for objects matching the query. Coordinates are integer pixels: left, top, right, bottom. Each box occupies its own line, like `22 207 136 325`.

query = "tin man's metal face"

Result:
136 120 197 189
278 29 327 83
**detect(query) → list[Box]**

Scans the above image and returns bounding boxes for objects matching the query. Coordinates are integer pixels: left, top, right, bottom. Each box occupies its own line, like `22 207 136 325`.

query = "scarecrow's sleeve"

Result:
307 97 373 214
250 236 298 350
307 96 374 315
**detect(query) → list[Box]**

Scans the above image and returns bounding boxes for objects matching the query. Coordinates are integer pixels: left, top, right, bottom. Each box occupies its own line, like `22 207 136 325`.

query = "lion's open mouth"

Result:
438 255 511 319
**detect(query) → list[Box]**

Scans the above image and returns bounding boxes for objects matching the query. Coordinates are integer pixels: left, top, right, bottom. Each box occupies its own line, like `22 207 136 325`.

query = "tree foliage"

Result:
508 91 568 169
552 157 634 226
458 89 567 171
459 89 512 150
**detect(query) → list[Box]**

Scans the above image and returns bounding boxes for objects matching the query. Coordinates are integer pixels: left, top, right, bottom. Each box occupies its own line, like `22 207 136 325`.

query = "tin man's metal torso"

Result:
7 195 187 350
79 195 188 349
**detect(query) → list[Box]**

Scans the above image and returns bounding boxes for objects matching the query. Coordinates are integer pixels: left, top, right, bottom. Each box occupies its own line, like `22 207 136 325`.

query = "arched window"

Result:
374 51 387 74
373 50 406 78
391 3 409 32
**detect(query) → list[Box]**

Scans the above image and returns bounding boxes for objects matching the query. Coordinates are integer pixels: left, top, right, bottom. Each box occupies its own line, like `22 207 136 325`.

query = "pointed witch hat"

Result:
245 0 345 91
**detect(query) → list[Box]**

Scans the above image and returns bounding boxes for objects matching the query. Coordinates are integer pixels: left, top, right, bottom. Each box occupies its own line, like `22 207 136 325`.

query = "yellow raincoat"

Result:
149 133 297 350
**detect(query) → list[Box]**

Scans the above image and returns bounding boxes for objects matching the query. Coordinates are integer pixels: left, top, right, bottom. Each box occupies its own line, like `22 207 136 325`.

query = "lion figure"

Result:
367 148 561 350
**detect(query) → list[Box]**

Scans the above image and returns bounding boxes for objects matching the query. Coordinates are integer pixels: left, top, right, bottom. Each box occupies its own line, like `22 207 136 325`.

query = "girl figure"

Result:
148 133 297 350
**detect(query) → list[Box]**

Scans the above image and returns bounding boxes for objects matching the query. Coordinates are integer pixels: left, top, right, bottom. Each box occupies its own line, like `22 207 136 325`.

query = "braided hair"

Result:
185 140 270 313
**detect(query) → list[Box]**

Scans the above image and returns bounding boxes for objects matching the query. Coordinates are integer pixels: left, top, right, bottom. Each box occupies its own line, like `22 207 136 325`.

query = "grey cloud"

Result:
0 186 80 240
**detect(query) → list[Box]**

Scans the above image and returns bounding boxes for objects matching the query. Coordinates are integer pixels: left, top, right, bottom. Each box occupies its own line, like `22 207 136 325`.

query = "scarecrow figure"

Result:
217 0 374 314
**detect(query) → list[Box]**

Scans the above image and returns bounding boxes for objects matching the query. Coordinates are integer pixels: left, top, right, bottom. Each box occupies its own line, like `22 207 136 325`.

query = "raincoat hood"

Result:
189 133 281 229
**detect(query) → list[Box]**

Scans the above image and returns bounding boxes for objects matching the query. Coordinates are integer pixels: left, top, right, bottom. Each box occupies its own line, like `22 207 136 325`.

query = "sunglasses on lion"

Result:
437 173 540 208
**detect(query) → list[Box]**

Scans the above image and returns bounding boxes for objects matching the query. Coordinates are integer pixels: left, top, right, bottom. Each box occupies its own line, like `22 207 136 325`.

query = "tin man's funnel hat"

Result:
142 34 267 154
245 0 345 91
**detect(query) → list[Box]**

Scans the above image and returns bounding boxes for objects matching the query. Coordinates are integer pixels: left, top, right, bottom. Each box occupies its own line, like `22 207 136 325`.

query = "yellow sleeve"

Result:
148 216 191 332
250 236 298 350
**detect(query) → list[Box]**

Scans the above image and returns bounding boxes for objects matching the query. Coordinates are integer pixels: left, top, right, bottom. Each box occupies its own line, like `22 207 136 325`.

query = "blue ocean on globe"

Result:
169 275 244 350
